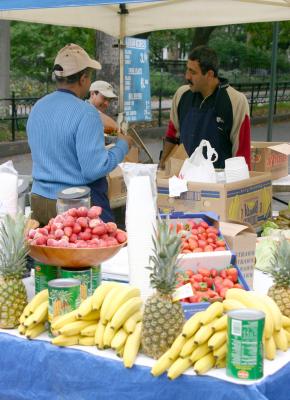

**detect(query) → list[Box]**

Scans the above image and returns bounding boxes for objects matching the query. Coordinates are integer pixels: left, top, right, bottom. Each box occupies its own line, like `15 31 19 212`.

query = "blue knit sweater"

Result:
27 90 128 199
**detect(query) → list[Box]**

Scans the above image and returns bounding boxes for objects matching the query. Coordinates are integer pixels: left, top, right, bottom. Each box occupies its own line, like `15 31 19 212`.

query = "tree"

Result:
95 31 119 116
191 26 217 49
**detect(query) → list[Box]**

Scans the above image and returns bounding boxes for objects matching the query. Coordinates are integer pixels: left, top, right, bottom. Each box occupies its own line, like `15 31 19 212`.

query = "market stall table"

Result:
0 249 289 400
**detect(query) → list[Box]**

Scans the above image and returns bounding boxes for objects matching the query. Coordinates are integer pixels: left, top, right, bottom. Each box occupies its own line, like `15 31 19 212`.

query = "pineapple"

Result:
0 213 29 328
141 218 185 359
268 239 290 317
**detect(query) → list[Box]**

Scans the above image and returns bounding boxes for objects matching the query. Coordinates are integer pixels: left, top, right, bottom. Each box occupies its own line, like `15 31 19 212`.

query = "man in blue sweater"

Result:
27 43 132 225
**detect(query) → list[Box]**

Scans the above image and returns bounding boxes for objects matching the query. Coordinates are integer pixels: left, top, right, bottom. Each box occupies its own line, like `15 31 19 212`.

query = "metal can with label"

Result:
60 267 91 301
48 278 81 323
227 309 265 380
91 265 101 295
34 262 58 293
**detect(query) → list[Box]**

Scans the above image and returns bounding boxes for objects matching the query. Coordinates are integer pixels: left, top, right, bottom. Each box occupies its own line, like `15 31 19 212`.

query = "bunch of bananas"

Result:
151 289 290 380
18 289 48 339
151 302 227 379
225 288 290 359
51 282 143 368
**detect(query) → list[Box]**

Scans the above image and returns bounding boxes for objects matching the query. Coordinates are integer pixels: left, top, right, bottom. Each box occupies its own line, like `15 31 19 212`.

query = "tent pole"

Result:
118 3 128 130
267 21 279 142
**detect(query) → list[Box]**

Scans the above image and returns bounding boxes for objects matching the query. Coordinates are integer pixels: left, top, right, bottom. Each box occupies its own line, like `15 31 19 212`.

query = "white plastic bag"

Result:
0 160 18 218
179 140 218 183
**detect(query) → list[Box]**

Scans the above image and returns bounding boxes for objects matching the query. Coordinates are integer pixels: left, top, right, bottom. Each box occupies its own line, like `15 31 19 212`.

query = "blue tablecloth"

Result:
0 333 289 400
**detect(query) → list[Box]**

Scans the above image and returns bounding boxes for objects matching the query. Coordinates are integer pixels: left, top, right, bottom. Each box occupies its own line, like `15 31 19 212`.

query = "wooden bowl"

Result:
29 242 126 268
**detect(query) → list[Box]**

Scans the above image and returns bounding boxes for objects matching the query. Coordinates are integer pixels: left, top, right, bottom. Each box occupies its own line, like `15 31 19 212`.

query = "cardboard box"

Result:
157 159 272 230
164 144 188 175
251 141 290 180
107 166 127 201
219 221 257 289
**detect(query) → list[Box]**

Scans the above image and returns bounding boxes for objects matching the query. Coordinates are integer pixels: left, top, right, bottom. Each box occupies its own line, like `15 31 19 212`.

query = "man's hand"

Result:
117 132 134 148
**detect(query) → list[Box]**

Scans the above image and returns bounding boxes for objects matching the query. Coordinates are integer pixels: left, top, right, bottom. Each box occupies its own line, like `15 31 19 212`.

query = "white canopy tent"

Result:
1 0 290 38
1 0 290 135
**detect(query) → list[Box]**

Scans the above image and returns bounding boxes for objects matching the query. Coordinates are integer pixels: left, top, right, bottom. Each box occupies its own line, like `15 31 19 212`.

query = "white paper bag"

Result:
179 140 218 183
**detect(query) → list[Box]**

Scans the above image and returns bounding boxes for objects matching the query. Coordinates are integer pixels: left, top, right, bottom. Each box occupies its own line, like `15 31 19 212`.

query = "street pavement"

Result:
0 120 289 211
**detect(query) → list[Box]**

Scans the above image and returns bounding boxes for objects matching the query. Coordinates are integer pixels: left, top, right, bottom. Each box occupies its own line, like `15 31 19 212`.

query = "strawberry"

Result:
77 207 88 217
67 208 78 218
76 217 88 229
227 267 238 283
233 283 244 289
203 277 213 288
115 230 127 243
63 216 75 228
210 269 218 278
197 268 211 277
220 270 227 279
185 269 194 278
222 278 234 289
87 206 102 219
72 223 82 234
63 226 73 237
106 222 117 234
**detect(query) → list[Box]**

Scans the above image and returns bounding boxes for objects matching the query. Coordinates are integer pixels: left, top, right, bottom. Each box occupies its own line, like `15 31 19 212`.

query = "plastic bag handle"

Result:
199 140 218 162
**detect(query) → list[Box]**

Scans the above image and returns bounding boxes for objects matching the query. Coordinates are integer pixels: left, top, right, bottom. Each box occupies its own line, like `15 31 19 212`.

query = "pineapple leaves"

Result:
268 239 290 287
0 213 29 278
147 217 182 295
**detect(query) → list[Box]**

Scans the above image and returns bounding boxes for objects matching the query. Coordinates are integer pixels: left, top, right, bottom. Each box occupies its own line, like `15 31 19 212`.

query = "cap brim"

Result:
100 90 118 98
88 59 102 70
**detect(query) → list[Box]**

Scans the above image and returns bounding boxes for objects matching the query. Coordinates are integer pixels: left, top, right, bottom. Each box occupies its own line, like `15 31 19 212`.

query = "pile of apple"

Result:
27 206 127 248
171 220 227 253
177 267 245 303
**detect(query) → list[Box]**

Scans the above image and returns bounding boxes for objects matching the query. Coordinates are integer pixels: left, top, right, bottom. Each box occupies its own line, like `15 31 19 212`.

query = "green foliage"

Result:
11 22 96 94
149 29 193 62
150 69 184 97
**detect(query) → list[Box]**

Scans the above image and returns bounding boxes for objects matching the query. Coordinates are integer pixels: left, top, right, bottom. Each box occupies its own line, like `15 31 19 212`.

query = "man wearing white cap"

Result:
89 80 119 134
27 43 132 225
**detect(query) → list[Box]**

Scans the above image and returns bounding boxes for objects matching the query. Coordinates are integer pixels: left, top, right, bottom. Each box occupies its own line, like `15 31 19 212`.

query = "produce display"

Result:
261 202 290 237
0 213 29 329
151 288 290 379
172 219 227 253
1 209 289 382
18 282 143 368
27 206 127 248
177 267 244 303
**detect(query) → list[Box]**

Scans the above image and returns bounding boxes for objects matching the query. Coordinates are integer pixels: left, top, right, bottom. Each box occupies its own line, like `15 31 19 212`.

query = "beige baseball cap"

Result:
89 80 118 98
53 43 101 77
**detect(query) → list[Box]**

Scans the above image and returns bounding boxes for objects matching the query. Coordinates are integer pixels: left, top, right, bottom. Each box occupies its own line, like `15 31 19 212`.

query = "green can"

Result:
227 309 265 380
48 278 81 323
91 265 101 295
34 262 58 293
60 267 92 301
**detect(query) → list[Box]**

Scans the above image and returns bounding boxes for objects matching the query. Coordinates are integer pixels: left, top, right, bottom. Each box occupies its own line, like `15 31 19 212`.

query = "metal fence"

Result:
0 92 39 141
1 82 290 140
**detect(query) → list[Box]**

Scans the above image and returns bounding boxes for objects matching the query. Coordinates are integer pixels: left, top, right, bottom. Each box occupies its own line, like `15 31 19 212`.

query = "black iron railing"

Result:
1 82 290 139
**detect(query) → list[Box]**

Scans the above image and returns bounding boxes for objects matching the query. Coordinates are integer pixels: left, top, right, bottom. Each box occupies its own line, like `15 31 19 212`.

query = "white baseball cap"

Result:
89 80 118 98
53 43 101 77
